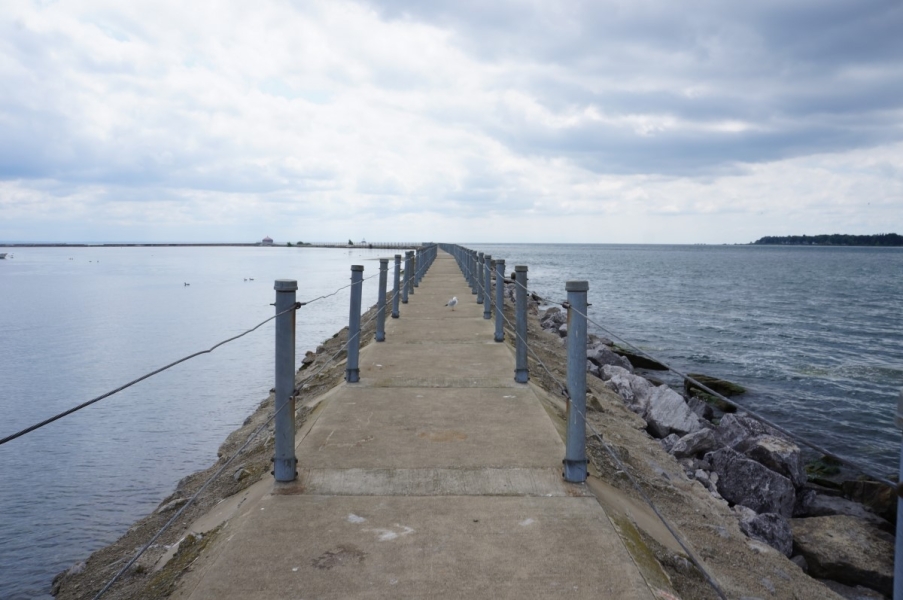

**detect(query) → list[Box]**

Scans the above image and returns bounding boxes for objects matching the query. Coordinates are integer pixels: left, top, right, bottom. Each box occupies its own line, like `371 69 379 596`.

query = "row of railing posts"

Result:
442 243 588 484
271 243 437 483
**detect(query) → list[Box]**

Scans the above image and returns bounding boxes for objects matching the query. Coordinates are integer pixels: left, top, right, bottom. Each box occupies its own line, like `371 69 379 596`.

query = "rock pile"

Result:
538 306 896 597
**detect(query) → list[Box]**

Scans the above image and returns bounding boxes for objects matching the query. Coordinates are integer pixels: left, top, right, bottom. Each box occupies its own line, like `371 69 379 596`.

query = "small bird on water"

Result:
445 296 458 311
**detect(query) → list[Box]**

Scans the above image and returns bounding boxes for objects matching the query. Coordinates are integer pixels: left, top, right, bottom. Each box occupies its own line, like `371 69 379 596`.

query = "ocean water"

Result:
1 244 902 597
472 243 903 477
0 246 388 599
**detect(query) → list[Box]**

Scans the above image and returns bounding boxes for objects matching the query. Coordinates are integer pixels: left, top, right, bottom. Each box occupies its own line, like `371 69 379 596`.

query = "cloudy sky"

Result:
1 0 901 244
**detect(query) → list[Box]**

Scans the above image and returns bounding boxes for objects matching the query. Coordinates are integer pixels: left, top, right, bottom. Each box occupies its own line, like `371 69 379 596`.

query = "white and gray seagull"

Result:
445 296 458 311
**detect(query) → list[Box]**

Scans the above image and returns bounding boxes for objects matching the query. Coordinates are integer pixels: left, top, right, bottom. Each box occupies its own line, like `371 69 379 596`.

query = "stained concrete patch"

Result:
185 495 654 600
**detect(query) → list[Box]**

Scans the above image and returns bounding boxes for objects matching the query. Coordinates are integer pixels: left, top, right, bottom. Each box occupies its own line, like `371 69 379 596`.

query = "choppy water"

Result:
473 244 903 478
2 244 902 597
0 246 386 599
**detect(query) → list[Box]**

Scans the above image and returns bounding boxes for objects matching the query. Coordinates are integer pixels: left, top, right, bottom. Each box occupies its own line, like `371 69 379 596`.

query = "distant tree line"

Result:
752 233 903 246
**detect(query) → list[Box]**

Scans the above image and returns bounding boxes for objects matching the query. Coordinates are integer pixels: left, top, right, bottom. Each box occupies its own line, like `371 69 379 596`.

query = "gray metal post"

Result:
476 252 484 304
392 254 401 318
483 255 493 320
412 251 419 289
514 265 529 383
494 259 505 342
402 251 412 304
376 258 388 342
895 390 903 600
346 265 363 383
564 280 589 483
471 250 478 295
273 279 298 482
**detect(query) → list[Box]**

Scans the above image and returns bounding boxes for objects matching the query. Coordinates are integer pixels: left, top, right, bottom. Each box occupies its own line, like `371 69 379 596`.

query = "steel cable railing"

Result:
92 288 394 599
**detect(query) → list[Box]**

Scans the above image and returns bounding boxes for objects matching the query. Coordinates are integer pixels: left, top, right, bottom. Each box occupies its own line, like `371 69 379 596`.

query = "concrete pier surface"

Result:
173 252 657 599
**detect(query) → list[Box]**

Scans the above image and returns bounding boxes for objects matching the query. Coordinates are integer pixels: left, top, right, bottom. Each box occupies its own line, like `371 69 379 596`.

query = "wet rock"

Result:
587 344 633 372
587 333 614 347
689 389 738 413
795 489 891 531
708 448 795 516
611 346 668 370
644 386 704 439
738 511 793 556
790 515 893 596
687 395 715 421
684 373 747 397
670 429 717 459
742 435 807 488
841 479 897 523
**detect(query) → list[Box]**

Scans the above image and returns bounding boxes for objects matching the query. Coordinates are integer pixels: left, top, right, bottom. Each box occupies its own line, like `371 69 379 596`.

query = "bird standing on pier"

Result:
445 296 458 311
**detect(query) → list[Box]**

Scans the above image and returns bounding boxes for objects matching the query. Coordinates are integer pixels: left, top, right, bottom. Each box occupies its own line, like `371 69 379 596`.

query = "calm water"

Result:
1 244 902 597
0 246 387 599
474 244 903 476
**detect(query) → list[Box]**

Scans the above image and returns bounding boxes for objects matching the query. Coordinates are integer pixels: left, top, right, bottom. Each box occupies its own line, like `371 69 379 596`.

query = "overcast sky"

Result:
1 0 901 244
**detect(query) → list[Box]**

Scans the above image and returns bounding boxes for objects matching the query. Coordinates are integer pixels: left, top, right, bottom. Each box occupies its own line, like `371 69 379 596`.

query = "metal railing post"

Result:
514 265 529 383
392 254 401 318
376 258 388 342
403 251 412 304
895 389 903 600
346 265 363 383
412 251 419 289
273 279 298 482
471 250 478 295
494 259 505 342
564 280 589 483
476 252 485 304
483 255 493 320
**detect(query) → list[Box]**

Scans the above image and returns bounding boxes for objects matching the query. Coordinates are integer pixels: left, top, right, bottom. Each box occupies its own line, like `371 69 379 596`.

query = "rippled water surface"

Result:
2 244 902 597
0 246 386 599
473 244 903 477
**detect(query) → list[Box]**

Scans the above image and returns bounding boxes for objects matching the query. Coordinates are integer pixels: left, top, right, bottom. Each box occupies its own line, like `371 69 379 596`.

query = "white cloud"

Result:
0 0 901 243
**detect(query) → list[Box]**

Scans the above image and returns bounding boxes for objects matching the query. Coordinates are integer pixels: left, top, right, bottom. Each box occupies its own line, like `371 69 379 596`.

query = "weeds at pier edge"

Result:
499 301 839 600
52 303 382 600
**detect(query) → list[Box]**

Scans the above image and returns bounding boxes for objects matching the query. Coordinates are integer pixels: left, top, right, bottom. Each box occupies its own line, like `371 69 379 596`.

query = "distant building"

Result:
262 236 274 246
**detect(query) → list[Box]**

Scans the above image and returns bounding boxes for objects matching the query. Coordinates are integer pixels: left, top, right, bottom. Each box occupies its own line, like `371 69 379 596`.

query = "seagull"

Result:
445 296 458 311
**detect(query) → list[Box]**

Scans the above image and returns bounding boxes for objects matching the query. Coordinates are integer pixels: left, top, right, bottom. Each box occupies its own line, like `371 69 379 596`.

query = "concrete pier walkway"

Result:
178 252 656 599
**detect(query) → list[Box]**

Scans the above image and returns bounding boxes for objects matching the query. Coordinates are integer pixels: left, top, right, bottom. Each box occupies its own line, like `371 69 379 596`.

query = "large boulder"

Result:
540 307 566 330
716 413 779 450
611 346 668 370
670 429 717 459
790 515 893 596
708 448 796 516
587 343 633 372
795 490 892 531
742 435 807 488
601 366 657 416
736 508 793 557
841 479 897 523
644 386 704 438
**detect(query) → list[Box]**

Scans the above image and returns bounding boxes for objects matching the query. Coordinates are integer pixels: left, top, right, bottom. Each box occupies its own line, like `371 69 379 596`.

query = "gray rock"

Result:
716 413 780 450
795 490 891 531
817 578 888 600
644 386 704 439
602 370 656 416
600 364 631 380
540 307 566 330
557 323 568 337
790 554 808 572
587 344 633 372
742 435 807 488
587 333 614 347
157 497 187 513
670 429 717 459
708 448 796 516
660 433 681 453
586 360 600 378
791 515 893 596
687 395 714 421
738 512 793 556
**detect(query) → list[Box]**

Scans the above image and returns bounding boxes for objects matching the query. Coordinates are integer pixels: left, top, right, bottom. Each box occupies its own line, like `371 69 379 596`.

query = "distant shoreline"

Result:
752 233 903 246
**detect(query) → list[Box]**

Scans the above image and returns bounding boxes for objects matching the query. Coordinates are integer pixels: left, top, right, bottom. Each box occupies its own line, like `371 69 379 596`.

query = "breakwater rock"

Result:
538 305 896 597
